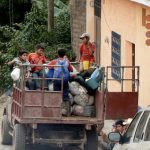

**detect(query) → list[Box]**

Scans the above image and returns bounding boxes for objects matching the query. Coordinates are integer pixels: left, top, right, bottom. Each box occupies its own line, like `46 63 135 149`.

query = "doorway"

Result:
125 41 135 92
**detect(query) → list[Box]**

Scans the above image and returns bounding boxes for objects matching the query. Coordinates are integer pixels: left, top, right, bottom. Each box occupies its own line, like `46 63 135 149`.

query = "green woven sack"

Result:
86 78 99 91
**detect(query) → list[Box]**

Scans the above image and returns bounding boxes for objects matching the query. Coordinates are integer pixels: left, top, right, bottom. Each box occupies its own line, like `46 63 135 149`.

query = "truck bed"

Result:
12 87 104 125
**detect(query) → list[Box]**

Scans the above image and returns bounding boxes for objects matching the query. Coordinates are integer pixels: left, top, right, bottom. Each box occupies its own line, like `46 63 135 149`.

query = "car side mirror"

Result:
108 132 121 142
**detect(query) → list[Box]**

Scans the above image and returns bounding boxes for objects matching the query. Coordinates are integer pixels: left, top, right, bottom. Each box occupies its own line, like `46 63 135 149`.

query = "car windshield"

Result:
123 111 142 143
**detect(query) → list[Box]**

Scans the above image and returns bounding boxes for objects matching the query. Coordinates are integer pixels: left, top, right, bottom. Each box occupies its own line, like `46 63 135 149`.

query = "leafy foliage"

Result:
0 0 75 93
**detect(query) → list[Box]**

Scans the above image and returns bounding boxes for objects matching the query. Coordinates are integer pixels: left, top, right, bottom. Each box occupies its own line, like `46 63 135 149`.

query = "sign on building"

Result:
145 15 150 46
111 31 121 80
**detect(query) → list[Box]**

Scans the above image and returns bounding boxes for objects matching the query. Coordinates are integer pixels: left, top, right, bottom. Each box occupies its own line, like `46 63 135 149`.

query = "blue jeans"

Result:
26 79 34 90
32 71 43 90
53 80 69 101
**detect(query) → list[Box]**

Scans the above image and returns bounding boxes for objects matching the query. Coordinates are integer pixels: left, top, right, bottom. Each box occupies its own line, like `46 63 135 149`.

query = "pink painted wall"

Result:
86 0 150 107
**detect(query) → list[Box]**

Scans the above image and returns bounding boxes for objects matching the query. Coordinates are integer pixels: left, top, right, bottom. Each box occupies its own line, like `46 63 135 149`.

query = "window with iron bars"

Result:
94 0 101 17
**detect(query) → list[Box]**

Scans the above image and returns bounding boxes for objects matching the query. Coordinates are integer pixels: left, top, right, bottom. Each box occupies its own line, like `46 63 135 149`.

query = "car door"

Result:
138 116 150 150
130 110 150 150
113 111 142 150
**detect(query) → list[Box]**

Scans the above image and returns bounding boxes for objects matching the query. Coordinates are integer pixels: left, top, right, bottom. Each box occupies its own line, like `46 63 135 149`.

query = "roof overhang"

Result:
130 0 150 7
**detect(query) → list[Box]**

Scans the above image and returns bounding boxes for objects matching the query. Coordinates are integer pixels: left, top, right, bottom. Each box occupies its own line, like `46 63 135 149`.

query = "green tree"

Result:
0 0 74 94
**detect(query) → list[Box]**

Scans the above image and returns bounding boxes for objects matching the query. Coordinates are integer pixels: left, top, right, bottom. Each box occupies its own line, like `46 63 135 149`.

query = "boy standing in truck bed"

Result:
48 48 73 116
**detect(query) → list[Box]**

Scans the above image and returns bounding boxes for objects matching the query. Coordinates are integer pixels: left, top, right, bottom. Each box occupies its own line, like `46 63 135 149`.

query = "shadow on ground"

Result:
27 144 81 150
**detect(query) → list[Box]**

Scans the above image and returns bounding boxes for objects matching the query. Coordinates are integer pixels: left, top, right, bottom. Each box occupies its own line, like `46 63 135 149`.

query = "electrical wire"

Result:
101 6 112 32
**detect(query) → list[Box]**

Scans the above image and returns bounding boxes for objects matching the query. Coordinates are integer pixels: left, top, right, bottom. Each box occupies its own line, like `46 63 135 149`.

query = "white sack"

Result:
72 105 84 116
11 68 20 81
69 82 80 95
87 96 94 106
69 93 74 105
48 83 53 91
74 94 88 106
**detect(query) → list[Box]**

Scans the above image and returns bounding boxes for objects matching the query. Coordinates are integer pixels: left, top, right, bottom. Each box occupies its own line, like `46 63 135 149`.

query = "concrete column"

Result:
86 0 95 42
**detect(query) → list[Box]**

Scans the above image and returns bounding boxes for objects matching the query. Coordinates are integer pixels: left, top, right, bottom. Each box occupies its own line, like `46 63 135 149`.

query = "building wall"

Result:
86 0 150 107
86 0 101 64
70 0 86 58
101 0 150 107
86 0 95 42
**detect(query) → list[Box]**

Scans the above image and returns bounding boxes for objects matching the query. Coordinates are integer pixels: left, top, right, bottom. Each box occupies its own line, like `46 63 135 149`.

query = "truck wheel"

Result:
13 124 26 150
84 126 98 150
1 115 12 145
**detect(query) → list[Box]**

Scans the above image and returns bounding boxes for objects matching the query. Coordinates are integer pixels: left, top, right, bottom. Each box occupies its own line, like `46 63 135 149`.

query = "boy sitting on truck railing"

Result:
8 49 33 89
48 48 73 116
28 44 46 90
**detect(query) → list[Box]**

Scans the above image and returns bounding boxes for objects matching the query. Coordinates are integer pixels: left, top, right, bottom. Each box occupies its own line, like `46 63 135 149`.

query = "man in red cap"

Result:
79 32 95 64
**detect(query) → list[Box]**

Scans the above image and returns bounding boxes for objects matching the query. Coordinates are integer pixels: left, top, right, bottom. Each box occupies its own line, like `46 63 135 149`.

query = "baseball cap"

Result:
115 119 125 126
80 32 90 39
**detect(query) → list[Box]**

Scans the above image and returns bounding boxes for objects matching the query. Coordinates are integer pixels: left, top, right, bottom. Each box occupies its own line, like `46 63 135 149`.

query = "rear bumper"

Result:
34 138 85 145
13 115 104 125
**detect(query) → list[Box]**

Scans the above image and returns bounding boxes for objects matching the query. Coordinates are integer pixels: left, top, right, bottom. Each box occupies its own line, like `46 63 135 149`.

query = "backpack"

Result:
53 58 70 82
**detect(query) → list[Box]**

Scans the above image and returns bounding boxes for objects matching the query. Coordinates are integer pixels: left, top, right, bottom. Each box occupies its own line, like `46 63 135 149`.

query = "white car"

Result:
109 106 150 150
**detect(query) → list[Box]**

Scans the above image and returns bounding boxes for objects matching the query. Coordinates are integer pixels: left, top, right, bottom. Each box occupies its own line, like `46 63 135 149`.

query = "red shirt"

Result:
48 57 73 72
28 53 46 72
79 42 95 62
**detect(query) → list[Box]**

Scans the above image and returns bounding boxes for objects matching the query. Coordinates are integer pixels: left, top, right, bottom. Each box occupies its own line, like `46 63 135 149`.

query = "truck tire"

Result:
13 124 26 150
1 115 12 145
84 126 98 150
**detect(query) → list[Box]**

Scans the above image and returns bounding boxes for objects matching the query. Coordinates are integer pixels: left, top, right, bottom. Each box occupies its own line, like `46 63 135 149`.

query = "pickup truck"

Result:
1 64 105 150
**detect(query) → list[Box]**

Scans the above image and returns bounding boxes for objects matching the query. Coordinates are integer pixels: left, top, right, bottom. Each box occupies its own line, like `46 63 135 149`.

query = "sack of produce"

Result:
72 105 84 116
48 83 53 91
69 93 74 105
83 106 96 117
11 68 20 81
62 102 73 116
87 96 94 106
78 86 87 96
69 82 80 95
74 93 88 106
72 105 95 117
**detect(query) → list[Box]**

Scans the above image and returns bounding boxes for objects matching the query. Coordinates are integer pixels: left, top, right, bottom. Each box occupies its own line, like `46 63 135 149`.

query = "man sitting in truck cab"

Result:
28 44 46 90
48 48 73 116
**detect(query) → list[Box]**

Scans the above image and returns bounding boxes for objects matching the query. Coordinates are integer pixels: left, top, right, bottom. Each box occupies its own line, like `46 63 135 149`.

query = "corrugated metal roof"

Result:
130 0 150 7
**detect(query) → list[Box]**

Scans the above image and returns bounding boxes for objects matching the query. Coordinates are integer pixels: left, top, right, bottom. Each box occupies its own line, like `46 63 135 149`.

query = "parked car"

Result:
108 106 150 150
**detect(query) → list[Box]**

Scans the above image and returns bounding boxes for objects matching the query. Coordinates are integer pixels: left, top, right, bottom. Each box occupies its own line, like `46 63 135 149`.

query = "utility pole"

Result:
48 0 54 32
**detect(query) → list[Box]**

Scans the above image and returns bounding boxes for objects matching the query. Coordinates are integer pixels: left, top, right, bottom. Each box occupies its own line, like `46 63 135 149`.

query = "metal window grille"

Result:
94 0 101 17
111 31 121 80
